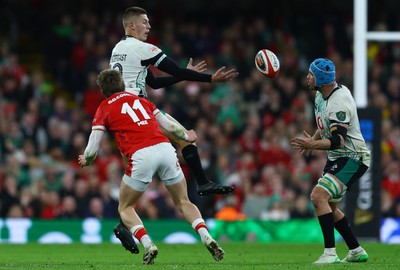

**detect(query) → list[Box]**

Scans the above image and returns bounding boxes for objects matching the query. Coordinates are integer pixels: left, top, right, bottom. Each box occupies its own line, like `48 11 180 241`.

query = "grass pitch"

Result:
0 242 399 269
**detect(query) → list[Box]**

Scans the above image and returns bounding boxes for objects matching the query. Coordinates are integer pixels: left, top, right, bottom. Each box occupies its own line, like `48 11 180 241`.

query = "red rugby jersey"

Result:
92 92 169 158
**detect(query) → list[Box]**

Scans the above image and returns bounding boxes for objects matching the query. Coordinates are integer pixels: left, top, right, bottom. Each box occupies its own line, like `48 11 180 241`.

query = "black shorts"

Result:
323 157 369 188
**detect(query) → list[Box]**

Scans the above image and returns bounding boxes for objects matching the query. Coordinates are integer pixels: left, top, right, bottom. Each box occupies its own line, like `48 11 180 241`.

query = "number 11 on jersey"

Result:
121 100 151 126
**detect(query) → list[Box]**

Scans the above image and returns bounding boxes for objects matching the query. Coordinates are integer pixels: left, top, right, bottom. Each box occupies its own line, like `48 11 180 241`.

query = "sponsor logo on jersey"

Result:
150 46 159 53
317 116 324 131
330 164 338 172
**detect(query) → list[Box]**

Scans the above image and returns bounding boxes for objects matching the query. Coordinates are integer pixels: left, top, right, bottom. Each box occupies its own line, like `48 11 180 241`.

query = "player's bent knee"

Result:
310 187 330 207
118 201 132 213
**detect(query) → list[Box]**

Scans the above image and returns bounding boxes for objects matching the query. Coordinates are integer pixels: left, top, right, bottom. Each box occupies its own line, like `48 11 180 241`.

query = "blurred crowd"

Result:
1 0 400 221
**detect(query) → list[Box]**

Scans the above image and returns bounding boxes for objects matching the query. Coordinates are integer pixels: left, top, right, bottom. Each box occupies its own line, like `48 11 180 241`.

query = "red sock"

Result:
134 227 148 241
194 222 208 234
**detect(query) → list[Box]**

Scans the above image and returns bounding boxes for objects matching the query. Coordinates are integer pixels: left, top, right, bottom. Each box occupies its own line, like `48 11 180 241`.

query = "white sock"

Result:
198 227 212 243
191 218 205 229
191 218 212 243
140 235 152 249
130 225 152 249
324 248 337 255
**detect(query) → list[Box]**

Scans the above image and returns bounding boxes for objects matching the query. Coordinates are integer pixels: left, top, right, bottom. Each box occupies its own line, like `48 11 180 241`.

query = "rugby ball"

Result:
255 49 280 78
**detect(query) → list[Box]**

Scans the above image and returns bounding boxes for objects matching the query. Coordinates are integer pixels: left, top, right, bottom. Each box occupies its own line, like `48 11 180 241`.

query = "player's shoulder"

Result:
332 84 353 100
329 84 355 109
122 36 157 48
117 38 161 56
335 84 351 93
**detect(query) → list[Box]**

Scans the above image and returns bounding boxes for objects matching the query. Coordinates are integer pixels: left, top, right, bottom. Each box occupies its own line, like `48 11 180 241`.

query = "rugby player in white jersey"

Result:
109 6 237 260
110 6 237 198
78 69 225 264
291 58 370 264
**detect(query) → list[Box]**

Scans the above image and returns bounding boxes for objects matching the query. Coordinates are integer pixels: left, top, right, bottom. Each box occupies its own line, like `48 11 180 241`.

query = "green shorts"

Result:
318 157 369 202
323 157 369 187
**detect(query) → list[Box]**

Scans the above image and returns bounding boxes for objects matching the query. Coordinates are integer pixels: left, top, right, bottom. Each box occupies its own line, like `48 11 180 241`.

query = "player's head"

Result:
96 69 125 97
308 58 336 89
122 7 150 41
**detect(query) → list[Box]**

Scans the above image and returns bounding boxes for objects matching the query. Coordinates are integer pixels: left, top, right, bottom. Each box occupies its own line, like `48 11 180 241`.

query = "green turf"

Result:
0 242 399 269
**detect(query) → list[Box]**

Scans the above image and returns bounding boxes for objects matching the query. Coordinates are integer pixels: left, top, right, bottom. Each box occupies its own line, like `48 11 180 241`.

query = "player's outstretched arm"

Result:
156 56 238 83
146 57 208 89
155 112 197 142
78 129 105 167
146 57 208 90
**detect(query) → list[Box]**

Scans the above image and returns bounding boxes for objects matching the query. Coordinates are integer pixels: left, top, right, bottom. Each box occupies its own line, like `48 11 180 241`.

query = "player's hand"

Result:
78 155 87 168
185 129 197 143
187 58 207 73
291 131 314 156
211 66 239 82
302 131 314 156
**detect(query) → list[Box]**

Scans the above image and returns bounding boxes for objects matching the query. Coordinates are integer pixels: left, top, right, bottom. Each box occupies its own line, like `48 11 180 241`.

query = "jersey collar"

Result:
323 84 341 100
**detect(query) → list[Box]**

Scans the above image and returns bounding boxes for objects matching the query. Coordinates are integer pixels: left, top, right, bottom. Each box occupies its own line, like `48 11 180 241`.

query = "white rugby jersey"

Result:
314 84 371 166
109 36 165 97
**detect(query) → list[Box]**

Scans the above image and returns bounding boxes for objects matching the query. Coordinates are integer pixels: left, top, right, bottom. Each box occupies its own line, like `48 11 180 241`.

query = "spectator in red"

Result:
40 191 62 219
82 72 105 118
258 128 291 168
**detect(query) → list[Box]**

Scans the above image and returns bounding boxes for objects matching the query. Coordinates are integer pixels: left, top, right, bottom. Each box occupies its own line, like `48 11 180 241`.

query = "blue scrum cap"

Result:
309 58 336 87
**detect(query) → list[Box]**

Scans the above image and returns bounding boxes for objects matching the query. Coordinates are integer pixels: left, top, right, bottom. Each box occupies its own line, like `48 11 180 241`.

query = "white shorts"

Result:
123 142 184 192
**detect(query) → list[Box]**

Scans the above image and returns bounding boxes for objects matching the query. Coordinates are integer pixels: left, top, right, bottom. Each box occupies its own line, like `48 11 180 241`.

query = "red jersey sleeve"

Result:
142 98 160 117
92 102 107 131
